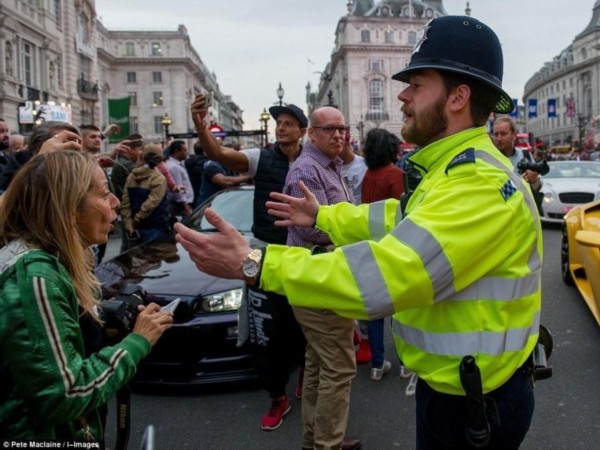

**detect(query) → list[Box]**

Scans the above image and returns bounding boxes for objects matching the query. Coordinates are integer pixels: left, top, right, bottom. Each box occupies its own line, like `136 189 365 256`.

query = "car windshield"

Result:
544 162 600 179
185 188 254 233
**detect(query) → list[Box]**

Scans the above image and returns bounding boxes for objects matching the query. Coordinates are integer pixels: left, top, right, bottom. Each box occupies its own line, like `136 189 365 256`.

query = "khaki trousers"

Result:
293 306 357 450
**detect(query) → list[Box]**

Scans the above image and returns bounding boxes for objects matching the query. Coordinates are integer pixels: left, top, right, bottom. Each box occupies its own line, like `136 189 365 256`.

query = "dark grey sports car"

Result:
96 186 258 386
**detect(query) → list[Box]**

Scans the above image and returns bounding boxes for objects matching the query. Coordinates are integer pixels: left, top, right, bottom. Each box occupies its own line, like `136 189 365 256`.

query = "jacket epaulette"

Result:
445 147 476 174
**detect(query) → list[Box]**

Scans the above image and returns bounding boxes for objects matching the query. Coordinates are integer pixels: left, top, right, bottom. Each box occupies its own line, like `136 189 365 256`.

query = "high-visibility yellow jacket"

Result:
261 127 542 395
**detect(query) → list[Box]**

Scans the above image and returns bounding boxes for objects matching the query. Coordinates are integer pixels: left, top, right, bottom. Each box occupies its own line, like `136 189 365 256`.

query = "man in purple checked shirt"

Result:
284 106 361 450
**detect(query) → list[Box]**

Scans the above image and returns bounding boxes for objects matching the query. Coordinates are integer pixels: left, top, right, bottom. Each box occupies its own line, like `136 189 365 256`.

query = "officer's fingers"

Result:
266 205 291 220
265 199 291 214
299 181 319 203
204 208 240 236
174 223 207 248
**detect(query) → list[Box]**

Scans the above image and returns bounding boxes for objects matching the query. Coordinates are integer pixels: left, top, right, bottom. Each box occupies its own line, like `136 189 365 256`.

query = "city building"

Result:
524 1 600 151
96 22 243 142
307 0 451 145
0 0 242 142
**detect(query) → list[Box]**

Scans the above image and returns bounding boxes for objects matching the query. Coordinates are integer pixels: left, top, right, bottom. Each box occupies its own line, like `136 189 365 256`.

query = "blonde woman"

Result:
0 151 173 442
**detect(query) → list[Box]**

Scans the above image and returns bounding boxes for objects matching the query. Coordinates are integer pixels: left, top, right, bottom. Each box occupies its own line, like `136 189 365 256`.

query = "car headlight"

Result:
543 193 554 203
198 288 243 313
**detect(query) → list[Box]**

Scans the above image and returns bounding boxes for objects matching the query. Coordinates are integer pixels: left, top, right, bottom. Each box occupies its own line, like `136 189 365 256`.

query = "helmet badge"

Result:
412 20 432 55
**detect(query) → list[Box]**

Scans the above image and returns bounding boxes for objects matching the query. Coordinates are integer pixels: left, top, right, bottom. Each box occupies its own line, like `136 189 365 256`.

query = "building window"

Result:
408 31 417 45
49 62 56 90
56 56 63 87
369 59 383 71
80 109 92 126
22 41 33 86
77 13 90 44
126 72 137 83
384 30 394 44
361 30 371 43
79 54 91 81
151 42 162 56
369 79 384 113
5 42 14 77
152 91 163 106
154 116 163 134
54 0 62 28
128 92 137 107
125 42 135 56
130 117 139 134
152 71 162 83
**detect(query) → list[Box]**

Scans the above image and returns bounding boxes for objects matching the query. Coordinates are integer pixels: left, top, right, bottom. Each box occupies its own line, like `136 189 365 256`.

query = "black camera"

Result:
101 284 147 338
516 158 550 176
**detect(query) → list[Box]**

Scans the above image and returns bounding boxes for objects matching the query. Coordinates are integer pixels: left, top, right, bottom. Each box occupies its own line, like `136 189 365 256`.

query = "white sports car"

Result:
540 161 600 223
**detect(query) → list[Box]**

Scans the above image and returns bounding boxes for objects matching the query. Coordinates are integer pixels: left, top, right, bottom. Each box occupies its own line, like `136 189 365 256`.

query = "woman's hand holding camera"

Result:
132 303 174 346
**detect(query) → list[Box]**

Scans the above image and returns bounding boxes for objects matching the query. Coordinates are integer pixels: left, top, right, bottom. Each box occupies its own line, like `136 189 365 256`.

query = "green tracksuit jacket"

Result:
0 240 151 442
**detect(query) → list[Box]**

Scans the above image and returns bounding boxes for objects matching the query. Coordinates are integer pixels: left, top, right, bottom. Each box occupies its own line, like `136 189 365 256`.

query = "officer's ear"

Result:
447 84 471 113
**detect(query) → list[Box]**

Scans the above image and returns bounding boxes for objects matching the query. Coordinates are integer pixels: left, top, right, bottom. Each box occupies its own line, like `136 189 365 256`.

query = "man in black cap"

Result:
180 16 541 449
190 95 308 432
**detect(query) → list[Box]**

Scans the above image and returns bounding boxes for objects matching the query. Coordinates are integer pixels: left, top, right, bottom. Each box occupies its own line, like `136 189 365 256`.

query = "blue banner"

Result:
509 99 519 118
548 98 557 118
528 98 538 118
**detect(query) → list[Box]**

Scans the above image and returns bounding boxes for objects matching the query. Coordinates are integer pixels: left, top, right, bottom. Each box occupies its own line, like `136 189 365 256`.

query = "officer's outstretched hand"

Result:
174 210 251 280
267 181 320 228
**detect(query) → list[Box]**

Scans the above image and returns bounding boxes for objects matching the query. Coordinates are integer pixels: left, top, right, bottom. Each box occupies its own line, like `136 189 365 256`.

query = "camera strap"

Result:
114 385 131 450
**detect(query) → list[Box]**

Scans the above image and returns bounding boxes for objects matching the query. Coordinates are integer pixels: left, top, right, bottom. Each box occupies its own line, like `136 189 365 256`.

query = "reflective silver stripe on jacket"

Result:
476 150 541 223
476 150 542 273
367 200 404 241
343 242 396 318
392 310 541 356
391 219 455 301
344 149 541 320
368 201 386 240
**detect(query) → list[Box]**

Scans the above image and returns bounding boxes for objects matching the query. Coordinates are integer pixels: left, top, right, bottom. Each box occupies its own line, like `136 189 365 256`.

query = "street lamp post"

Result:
276 82 285 106
161 113 172 142
260 108 270 148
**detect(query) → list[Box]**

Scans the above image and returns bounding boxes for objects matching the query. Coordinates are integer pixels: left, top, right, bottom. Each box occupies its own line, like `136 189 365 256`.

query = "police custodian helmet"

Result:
392 15 513 114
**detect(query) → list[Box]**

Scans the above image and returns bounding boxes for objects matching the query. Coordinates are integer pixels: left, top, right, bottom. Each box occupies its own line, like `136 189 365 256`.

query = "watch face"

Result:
242 259 259 277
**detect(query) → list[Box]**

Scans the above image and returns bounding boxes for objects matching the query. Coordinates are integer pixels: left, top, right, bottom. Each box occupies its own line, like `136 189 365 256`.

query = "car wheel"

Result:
561 226 574 286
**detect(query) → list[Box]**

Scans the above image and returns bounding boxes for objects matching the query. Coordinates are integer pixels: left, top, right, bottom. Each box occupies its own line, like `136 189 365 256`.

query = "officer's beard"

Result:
402 94 448 147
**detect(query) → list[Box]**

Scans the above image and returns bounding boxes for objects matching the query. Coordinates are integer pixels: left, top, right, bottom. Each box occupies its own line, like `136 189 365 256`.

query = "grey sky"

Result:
96 0 593 130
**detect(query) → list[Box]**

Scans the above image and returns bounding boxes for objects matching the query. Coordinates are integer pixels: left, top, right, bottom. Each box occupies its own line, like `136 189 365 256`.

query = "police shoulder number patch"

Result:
445 147 476 174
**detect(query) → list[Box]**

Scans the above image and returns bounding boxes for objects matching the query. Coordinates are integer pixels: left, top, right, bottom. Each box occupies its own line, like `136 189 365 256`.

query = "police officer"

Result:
175 15 541 449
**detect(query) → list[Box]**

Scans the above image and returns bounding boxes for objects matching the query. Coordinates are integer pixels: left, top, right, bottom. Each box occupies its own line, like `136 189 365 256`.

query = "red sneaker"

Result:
260 396 291 431
355 339 372 364
295 368 304 399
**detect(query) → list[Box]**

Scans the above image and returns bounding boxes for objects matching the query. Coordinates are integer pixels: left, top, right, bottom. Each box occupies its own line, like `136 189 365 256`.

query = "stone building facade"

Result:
523 1 600 149
307 0 449 144
0 0 242 140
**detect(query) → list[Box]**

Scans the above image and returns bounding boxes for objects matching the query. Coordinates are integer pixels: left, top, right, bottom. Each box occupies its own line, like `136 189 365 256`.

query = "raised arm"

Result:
191 93 249 173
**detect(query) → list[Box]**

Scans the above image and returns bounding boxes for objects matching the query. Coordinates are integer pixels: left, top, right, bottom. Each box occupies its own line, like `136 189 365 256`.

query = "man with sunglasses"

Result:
283 106 361 450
